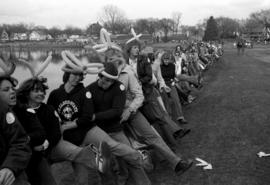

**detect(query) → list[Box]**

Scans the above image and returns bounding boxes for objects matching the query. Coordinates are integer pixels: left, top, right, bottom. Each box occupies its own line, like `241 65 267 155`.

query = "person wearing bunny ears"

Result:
17 52 104 185
0 66 31 185
91 28 192 177
48 50 151 185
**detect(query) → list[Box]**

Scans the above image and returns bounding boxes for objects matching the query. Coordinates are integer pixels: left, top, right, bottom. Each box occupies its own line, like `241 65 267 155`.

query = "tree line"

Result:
0 4 269 41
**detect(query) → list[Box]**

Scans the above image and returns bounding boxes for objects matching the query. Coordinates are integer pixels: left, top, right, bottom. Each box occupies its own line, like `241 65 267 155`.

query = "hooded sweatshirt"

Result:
47 83 95 145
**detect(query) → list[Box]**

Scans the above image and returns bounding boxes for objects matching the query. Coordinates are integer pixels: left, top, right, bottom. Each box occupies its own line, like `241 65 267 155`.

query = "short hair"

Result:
17 77 48 105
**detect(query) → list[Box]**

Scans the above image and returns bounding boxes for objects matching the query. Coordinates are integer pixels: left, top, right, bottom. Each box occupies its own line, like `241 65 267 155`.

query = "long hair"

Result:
0 76 18 87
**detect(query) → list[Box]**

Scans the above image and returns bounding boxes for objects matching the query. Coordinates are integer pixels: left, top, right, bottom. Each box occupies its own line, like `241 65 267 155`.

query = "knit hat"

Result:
100 62 118 80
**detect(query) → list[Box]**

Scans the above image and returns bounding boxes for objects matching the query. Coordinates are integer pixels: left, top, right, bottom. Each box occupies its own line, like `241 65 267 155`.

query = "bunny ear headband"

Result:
93 28 122 53
0 57 16 77
61 50 104 75
18 52 52 80
126 27 142 44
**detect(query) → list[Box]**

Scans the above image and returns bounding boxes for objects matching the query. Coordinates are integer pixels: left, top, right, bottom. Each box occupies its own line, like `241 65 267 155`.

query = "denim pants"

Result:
26 152 57 185
49 139 101 185
161 86 184 122
128 111 181 170
12 172 30 185
82 126 151 185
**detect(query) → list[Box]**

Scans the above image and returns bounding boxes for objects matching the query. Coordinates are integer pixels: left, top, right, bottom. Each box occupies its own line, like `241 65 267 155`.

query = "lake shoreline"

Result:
0 41 85 49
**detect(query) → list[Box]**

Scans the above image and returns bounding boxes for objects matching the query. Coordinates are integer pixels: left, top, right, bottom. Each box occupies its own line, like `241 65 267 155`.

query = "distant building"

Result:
29 31 47 41
10 33 28 41
1 30 9 41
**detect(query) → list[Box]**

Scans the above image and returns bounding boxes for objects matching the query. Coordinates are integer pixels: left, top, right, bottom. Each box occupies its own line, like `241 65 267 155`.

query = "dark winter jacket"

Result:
47 83 95 145
35 103 62 151
13 104 46 148
86 80 126 133
0 100 31 177
160 63 176 86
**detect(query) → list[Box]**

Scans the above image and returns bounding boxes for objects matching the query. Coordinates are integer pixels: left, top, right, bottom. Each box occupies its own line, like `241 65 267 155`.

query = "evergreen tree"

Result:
203 16 219 41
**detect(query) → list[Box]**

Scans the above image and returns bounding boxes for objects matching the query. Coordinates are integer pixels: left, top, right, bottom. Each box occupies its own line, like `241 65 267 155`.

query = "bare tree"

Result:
99 4 128 34
158 18 174 42
250 9 270 28
172 12 182 34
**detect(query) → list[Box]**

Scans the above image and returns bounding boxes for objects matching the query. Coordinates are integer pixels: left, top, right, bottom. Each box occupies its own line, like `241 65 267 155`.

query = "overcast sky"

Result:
0 0 269 29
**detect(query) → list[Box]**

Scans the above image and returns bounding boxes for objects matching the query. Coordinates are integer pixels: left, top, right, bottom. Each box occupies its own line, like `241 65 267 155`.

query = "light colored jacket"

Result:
118 65 144 112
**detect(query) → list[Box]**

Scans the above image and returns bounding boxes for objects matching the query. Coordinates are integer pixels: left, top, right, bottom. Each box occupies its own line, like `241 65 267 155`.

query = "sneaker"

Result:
178 118 188 125
173 128 191 139
90 142 111 173
174 159 193 175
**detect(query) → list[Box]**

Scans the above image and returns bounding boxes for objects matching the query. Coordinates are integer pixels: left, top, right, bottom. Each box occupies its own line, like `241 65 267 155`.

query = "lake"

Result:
0 48 100 100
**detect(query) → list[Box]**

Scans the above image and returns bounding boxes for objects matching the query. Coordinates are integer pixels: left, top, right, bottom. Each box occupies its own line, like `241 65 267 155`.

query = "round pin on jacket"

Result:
86 91 92 99
120 84 125 91
6 112 15 124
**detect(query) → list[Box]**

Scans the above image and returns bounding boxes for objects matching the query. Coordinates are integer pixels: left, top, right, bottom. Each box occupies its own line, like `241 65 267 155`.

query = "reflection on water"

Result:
0 48 101 100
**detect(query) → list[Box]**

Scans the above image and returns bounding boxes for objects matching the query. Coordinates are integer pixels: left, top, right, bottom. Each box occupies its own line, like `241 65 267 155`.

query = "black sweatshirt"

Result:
35 103 62 151
160 63 176 86
47 83 95 145
86 80 126 133
13 104 46 148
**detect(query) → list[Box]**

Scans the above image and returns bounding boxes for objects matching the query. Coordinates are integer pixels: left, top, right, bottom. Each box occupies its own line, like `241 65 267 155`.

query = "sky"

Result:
0 0 269 29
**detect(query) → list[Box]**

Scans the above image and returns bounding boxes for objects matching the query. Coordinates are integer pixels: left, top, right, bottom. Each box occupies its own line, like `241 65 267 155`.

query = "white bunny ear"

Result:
131 28 136 37
86 67 104 74
85 63 104 68
100 28 111 44
0 57 9 74
6 61 16 76
18 58 36 77
61 51 83 72
64 51 83 67
35 52 52 77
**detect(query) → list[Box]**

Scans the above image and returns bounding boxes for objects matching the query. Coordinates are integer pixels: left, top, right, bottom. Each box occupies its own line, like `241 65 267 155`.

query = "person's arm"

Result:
94 84 126 122
75 89 95 128
138 56 153 84
127 70 144 112
0 110 31 177
43 105 62 148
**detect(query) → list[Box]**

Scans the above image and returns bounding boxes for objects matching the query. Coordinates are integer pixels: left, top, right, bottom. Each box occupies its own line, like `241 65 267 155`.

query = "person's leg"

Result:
109 131 151 185
50 139 101 185
12 172 30 185
82 126 151 185
169 86 185 122
129 111 180 170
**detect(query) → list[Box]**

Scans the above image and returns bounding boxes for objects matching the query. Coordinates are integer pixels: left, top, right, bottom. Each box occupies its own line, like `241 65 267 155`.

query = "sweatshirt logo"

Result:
58 100 78 121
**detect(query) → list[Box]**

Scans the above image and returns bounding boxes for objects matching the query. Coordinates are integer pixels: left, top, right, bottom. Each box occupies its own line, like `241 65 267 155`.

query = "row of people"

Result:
0 28 221 185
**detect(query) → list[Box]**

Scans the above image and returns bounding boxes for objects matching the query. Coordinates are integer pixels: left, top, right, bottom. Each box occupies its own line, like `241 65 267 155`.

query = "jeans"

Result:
128 111 181 170
161 86 184 122
49 139 101 185
26 153 57 185
82 126 151 185
12 172 30 185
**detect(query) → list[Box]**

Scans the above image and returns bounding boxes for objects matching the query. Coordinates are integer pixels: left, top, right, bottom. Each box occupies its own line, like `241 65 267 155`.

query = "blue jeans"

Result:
128 111 181 170
49 139 101 185
82 126 151 185
12 172 30 185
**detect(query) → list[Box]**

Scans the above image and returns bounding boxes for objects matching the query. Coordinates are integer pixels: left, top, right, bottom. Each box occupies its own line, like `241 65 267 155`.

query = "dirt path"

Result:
149 48 270 185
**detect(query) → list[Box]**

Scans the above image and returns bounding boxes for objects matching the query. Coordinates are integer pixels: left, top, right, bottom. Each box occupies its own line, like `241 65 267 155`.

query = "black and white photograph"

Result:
0 0 270 185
